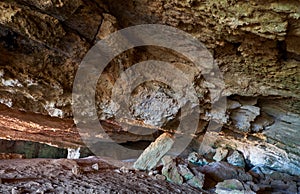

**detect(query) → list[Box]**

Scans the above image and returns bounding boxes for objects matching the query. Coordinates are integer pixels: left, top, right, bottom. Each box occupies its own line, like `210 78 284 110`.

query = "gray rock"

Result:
200 162 252 182
235 97 258 106
91 163 99 171
227 151 245 168
148 170 158 176
129 89 180 127
133 133 174 170
11 187 23 194
230 105 260 132
120 166 129 173
187 172 205 189
215 179 256 194
188 152 208 166
251 112 274 132
216 179 244 190
161 156 183 184
213 148 228 162
154 174 166 181
227 99 241 109
178 164 194 181
162 155 173 166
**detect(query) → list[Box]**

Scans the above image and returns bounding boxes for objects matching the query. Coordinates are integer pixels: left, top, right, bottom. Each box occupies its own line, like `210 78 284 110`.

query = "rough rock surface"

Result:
133 133 174 170
227 151 246 168
0 0 299 192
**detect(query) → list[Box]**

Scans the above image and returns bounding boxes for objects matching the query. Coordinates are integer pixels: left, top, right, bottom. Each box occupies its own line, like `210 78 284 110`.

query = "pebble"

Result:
148 170 158 176
154 174 166 181
91 163 99 171
120 166 129 173
71 165 81 175
11 187 23 194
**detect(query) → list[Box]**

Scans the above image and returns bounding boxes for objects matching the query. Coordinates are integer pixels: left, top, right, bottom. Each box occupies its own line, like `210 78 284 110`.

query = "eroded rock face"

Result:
0 0 299 183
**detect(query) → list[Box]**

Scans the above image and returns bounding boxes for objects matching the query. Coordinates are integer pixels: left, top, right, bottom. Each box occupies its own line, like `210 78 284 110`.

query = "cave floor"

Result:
0 157 200 194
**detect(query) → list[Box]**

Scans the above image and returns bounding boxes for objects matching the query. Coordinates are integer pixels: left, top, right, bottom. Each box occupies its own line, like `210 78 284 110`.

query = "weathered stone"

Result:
230 105 260 132
216 129 300 176
216 179 244 190
227 99 241 110
71 164 81 175
227 151 245 168
187 172 205 189
91 163 99 171
120 166 130 173
0 0 299 189
213 148 229 162
251 112 274 132
188 152 208 166
133 133 174 170
199 162 252 182
215 179 250 194
154 174 166 181
148 170 158 176
178 164 194 181
161 155 183 184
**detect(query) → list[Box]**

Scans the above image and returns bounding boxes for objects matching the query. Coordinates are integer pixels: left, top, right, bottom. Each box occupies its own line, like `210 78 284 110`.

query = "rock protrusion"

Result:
133 133 174 170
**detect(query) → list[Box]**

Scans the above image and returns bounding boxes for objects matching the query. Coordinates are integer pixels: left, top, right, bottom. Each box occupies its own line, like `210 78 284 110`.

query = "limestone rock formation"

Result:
0 0 299 192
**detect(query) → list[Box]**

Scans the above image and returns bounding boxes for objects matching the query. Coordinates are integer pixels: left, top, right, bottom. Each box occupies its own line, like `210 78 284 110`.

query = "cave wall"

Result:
0 0 299 175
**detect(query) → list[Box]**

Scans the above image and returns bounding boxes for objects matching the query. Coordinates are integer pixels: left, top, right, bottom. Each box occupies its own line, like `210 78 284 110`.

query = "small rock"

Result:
114 169 121 174
133 133 174 170
188 152 208 166
188 152 198 163
71 165 81 175
154 174 166 181
148 170 158 176
91 163 99 171
11 187 23 194
24 181 40 187
213 148 228 162
187 172 205 189
227 151 245 168
161 156 183 184
120 166 129 173
215 179 245 194
178 164 194 181
36 188 46 194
